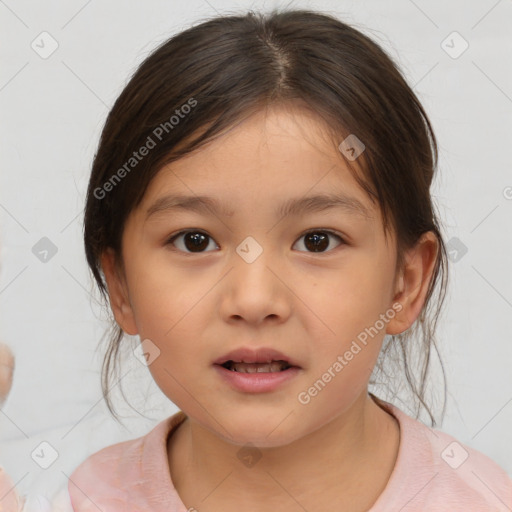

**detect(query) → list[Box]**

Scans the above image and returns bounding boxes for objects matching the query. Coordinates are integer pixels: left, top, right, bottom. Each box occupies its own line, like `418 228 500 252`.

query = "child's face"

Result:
105 104 404 446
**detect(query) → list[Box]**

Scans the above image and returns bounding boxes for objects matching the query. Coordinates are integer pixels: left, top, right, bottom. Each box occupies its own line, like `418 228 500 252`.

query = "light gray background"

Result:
1 0 511 502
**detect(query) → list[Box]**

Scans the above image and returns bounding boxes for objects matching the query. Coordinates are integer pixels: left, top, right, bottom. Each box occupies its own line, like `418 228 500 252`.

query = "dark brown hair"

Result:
83 9 448 426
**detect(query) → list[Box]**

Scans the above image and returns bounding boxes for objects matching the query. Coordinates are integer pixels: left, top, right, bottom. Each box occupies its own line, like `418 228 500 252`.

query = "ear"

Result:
100 248 138 336
386 231 439 335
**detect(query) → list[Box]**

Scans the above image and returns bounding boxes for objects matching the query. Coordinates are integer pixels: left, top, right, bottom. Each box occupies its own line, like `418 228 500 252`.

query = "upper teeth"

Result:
228 361 289 373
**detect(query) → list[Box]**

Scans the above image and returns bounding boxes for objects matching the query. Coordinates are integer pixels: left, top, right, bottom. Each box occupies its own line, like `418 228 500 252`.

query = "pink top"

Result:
66 398 512 511
2 399 511 510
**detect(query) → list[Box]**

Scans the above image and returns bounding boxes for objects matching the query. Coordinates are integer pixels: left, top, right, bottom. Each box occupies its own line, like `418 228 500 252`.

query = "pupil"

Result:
185 232 208 252
305 232 328 252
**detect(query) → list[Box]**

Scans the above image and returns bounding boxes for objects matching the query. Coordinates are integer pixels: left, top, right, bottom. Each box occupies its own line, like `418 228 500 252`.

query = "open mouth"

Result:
220 360 292 373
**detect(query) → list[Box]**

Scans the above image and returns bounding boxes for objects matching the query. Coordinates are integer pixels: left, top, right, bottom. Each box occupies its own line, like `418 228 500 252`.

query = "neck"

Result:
168 393 400 511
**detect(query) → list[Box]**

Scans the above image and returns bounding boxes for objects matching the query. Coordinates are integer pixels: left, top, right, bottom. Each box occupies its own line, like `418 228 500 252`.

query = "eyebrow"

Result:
145 192 372 220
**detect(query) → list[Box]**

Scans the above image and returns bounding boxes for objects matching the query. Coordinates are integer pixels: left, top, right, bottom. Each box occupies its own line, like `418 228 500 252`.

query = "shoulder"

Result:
374 398 512 511
420 419 512 508
67 411 187 512
67 435 141 511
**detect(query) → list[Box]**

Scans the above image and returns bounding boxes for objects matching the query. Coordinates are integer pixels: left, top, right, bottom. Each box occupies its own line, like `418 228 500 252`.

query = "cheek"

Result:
126 254 211 335
298 260 392 346
126 257 216 374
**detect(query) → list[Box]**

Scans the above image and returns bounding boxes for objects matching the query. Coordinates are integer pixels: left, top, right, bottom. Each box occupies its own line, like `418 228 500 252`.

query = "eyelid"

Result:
166 229 218 253
301 228 347 243
294 228 347 252
165 228 347 253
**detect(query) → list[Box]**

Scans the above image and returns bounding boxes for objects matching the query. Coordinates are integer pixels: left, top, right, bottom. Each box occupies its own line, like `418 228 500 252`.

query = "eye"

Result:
166 229 345 254
166 230 219 253
293 229 345 253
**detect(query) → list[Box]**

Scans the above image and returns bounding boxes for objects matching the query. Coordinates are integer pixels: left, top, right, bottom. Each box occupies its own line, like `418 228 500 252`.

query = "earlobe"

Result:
100 248 139 336
386 232 439 336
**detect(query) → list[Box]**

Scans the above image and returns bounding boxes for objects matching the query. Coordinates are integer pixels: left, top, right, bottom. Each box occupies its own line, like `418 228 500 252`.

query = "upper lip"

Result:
213 347 301 367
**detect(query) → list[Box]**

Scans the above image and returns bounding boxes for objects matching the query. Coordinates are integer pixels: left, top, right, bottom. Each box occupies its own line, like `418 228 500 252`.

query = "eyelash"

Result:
165 229 346 254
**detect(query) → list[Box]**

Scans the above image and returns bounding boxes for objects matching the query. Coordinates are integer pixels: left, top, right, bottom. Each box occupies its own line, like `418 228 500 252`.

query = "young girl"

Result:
5 8 511 512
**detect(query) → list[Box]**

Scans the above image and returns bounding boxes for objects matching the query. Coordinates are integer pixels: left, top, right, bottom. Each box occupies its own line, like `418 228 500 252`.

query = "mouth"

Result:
213 347 302 374
213 347 301 392
219 360 293 373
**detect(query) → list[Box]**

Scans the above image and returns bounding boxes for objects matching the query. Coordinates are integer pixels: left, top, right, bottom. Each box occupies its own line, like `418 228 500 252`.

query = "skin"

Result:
101 103 438 511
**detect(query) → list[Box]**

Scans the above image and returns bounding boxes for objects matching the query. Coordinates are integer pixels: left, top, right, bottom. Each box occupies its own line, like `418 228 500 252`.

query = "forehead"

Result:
141 104 376 217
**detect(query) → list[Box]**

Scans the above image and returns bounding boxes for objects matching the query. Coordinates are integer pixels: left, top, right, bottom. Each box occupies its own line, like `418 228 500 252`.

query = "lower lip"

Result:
213 364 301 393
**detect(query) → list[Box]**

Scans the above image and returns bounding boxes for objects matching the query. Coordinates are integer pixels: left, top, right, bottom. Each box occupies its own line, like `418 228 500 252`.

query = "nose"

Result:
219 243 292 326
